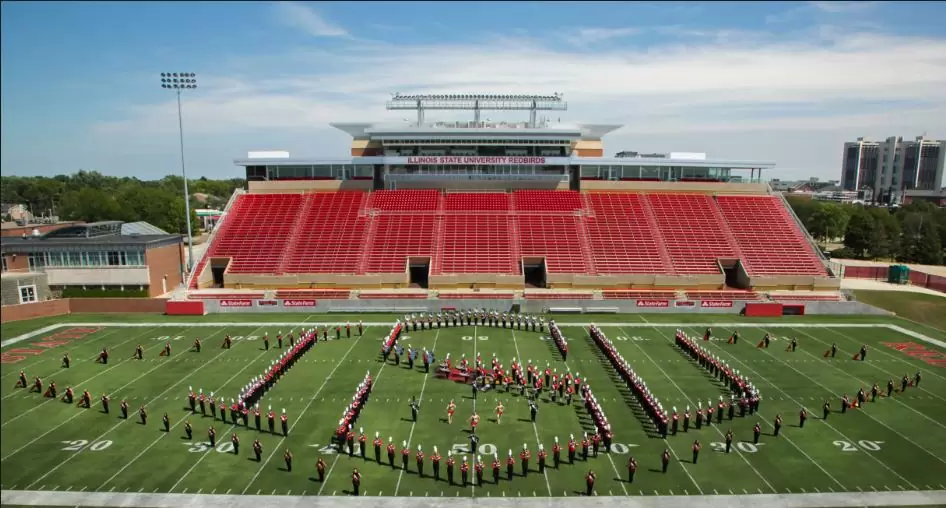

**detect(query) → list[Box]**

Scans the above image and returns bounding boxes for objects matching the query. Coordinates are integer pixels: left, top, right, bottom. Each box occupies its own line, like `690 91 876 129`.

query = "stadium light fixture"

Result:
159 72 198 275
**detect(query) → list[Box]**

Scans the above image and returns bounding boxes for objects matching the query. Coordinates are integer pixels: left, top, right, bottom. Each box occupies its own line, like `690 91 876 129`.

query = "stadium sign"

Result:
394 156 571 166
700 301 733 308
219 299 253 308
674 301 695 307
257 300 278 307
636 300 669 308
283 299 317 307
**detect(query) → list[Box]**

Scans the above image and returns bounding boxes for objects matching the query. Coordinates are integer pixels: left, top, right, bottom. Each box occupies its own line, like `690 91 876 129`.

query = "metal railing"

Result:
386 173 568 182
774 190 834 273
184 187 245 289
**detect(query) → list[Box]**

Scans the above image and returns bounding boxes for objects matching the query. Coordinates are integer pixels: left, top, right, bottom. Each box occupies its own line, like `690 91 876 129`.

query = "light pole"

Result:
160 72 197 273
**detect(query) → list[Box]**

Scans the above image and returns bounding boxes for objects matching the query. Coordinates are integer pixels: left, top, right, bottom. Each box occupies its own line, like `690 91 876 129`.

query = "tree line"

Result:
786 195 946 265
0 170 245 236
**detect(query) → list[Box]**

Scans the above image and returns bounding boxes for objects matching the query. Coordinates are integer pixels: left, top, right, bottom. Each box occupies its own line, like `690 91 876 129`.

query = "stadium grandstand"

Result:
185 93 839 304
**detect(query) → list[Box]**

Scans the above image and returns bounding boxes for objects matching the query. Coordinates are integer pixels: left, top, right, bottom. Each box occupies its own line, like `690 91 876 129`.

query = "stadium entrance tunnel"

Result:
210 258 231 288
719 258 750 289
522 257 547 288
409 257 430 288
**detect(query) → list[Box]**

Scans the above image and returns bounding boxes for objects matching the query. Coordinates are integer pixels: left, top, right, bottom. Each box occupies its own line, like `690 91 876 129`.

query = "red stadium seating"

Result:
359 293 427 299
444 192 510 212
523 292 593 300
363 215 437 273
196 189 832 288
274 290 351 300
517 215 589 273
367 189 441 211
715 196 827 276
601 291 676 300
437 215 518 274
646 193 740 274
513 190 584 212
281 192 368 274
439 293 515 299
187 292 265 299
585 193 671 274
685 290 760 301
201 193 306 274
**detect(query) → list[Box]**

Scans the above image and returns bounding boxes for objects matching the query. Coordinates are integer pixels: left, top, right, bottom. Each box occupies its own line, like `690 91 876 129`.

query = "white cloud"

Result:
809 1 882 13
90 25 946 180
565 27 639 46
273 2 348 38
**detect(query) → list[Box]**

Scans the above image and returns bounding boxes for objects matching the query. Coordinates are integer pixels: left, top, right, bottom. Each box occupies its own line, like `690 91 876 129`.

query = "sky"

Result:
2 1 946 182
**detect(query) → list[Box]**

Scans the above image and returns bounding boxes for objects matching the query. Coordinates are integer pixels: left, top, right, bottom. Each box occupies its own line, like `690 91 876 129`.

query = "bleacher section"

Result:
647 193 740 274
364 215 437 273
195 189 831 289
281 192 367 273
438 215 518 274
274 290 351 300
715 195 827 276
586 193 670 274
200 193 305 274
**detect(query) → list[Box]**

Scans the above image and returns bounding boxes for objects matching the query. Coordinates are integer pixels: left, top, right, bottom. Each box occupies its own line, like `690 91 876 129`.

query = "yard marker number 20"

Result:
833 440 884 452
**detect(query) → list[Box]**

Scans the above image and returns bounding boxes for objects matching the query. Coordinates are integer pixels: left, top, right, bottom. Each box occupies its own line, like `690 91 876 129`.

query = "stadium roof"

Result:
330 122 622 140
0 220 180 251
233 155 775 169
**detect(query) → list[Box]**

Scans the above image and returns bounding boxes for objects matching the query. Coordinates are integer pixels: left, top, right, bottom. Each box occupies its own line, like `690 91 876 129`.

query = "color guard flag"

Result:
757 340 765 348
823 349 830 357
852 353 859 360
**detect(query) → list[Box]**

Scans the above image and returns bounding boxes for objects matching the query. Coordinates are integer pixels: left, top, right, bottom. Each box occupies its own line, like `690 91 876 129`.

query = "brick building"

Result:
0 221 184 299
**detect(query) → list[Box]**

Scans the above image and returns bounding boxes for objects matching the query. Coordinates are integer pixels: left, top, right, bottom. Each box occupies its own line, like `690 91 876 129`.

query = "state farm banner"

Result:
219 299 253 308
283 299 317 308
383 156 573 166
636 300 669 308
700 300 733 308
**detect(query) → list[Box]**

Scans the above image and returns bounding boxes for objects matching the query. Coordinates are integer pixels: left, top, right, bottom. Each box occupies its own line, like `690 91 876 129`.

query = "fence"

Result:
843 265 946 294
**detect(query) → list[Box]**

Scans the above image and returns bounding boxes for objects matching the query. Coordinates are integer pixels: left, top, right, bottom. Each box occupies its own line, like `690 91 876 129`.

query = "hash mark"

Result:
885 486 891 491
39 485 45 490
124 487 130 493
898 485 905 490
211 489 216 494
227 489 232 494
287 490 291 495
729 489 734 495
52 486 58 491
66 486 72 492
182 489 187 494
871 486 878 492
333 491 337 495
743 489 748 494
799 488 805 493
272 489 277 495
197 489 202 494
109 486 115 492
80 486 87 492
257 489 261 495
813 487 819 493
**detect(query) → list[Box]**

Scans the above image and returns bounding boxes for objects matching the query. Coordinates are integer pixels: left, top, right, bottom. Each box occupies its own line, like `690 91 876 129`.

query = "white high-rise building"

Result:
841 136 945 203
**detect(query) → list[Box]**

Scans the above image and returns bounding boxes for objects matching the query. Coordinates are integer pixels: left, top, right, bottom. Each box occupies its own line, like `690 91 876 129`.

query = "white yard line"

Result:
620 325 769 494
1 326 127 381
393 329 441 496
316 356 389 497
2 326 168 423
668 327 847 490
815 327 946 398
100 324 273 490
245 327 369 495
1 326 224 463
2 488 946 506
509 329 558 497
693 324 920 490
784 329 946 460
22 326 242 490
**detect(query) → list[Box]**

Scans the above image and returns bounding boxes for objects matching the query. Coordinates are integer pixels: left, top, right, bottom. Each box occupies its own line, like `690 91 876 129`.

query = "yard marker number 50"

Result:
833 440 884 452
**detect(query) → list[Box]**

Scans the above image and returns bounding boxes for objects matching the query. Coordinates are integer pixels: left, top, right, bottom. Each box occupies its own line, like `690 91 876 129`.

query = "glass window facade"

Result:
21 250 146 270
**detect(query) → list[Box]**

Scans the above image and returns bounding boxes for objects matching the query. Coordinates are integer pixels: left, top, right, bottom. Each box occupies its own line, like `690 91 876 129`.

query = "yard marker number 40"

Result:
833 440 884 452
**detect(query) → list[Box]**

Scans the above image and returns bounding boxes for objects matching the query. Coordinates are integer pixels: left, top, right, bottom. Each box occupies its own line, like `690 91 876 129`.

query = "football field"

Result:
2 314 946 507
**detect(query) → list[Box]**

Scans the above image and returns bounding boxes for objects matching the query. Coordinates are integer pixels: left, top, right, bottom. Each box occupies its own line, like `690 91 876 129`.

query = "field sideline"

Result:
2 315 945 507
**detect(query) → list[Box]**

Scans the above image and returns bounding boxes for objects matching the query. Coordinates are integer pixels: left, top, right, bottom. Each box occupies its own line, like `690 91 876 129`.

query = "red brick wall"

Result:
3 253 29 271
0 222 83 238
145 243 184 297
0 299 70 323
69 298 167 313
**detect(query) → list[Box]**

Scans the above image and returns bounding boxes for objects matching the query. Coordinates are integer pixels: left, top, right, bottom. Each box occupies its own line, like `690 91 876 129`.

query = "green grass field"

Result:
1 313 945 504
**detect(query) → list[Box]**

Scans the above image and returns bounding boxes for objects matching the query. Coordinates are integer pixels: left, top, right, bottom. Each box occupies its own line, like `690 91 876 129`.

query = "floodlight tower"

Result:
385 93 567 127
159 72 197 273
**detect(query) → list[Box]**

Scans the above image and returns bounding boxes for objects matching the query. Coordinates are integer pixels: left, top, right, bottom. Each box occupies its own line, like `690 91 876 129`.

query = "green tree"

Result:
867 207 900 259
785 195 817 225
843 207 875 258
806 202 849 244
899 212 943 265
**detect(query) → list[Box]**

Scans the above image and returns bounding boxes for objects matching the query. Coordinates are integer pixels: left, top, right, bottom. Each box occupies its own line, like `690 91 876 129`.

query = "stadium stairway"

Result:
192 189 832 287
